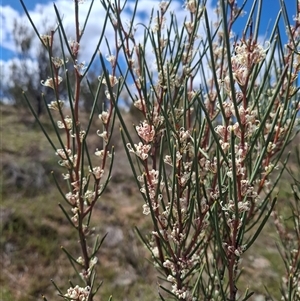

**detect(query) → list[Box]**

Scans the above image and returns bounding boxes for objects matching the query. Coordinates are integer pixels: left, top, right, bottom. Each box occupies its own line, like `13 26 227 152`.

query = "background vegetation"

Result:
1 103 299 301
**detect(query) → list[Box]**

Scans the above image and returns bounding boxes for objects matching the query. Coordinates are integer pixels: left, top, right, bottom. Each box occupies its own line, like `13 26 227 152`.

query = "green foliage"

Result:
7 0 300 300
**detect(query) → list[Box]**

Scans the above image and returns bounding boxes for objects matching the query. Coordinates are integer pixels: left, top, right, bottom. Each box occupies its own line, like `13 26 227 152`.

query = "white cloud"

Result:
0 0 217 97
1 0 215 57
1 5 22 53
1 57 39 84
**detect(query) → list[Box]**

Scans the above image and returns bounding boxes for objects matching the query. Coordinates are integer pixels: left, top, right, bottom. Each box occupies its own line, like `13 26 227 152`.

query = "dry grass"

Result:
1 103 299 301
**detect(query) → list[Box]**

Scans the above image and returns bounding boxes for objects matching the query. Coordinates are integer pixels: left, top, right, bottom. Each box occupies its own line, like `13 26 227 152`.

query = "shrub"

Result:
20 0 300 300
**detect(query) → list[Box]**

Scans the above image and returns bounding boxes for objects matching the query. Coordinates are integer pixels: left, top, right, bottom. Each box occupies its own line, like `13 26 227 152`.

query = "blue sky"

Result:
0 0 297 62
0 0 298 98
2 0 41 11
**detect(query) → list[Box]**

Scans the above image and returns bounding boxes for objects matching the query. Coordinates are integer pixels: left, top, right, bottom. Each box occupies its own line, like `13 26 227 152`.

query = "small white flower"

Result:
97 130 108 143
74 60 86 75
56 148 72 160
184 0 197 13
48 100 64 111
101 74 119 87
95 148 105 158
90 166 104 180
40 34 52 47
127 142 151 160
41 76 63 89
77 256 84 265
62 173 70 180
69 39 80 55
136 121 155 143
134 97 145 111
99 111 109 124
52 57 66 69
142 203 150 215
65 285 90 300
89 256 98 268
106 54 116 65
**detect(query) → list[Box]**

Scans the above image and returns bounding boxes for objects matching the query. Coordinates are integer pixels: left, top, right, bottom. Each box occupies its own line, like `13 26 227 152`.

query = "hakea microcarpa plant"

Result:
20 0 119 300
20 0 300 300
107 0 300 300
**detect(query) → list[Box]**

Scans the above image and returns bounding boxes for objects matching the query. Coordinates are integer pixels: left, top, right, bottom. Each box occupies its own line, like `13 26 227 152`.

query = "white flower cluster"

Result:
64 285 90 301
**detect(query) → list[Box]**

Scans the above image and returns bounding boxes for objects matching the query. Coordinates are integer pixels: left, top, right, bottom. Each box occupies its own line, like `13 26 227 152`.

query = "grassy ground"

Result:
1 103 299 301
